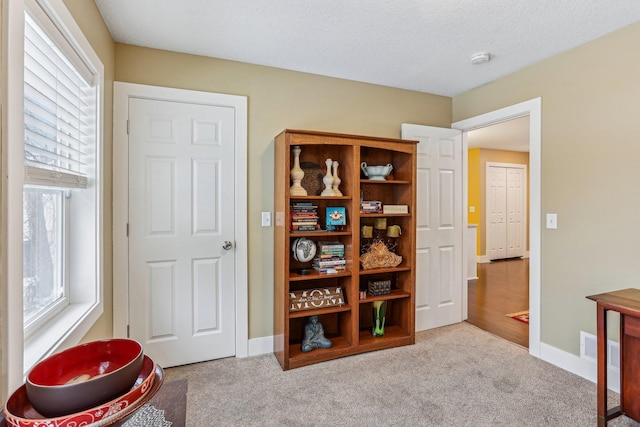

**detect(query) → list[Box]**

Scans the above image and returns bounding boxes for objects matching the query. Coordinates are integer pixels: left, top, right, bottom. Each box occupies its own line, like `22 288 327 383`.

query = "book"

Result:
382 204 409 214
290 203 320 231
291 224 320 231
360 200 382 214
317 241 344 250
291 219 319 224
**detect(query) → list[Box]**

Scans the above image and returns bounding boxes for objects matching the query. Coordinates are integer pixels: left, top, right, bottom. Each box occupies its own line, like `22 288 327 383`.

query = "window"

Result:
23 186 66 327
19 0 104 372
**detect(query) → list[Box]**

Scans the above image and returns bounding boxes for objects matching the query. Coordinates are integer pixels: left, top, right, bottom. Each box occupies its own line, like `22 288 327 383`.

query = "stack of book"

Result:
360 200 382 214
290 202 320 231
313 241 346 272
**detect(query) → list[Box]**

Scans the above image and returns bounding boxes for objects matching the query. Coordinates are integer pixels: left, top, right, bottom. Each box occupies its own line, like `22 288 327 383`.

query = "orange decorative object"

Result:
359 241 402 270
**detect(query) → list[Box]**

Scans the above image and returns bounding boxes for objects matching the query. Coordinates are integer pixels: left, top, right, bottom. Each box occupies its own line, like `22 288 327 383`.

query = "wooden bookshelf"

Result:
274 129 417 370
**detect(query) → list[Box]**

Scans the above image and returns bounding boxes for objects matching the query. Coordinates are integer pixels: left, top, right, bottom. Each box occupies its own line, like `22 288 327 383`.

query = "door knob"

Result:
222 241 233 250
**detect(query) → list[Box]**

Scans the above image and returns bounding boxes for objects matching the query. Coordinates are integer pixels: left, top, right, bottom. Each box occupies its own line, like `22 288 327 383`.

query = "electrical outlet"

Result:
261 211 271 227
546 213 557 229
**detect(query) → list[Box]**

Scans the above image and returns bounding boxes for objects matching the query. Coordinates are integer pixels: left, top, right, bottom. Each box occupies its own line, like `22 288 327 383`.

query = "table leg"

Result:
597 304 607 426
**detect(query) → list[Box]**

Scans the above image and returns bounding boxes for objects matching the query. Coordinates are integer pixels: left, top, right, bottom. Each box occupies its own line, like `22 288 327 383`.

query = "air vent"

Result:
580 331 620 369
581 331 597 360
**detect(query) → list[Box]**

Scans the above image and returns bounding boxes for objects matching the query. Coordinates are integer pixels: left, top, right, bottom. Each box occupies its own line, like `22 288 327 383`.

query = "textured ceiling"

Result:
94 0 640 97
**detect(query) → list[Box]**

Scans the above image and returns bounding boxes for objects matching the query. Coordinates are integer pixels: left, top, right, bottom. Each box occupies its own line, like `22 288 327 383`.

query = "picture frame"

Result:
326 206 346 231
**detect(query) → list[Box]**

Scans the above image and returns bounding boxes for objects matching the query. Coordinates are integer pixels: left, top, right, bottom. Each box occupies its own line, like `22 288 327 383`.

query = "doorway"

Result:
466 121 530 347
452 97 541 357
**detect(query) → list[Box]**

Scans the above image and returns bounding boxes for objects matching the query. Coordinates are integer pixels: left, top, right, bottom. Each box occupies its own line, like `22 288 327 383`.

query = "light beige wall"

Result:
1 0 4 405
61 0 115 341
477 149 530 257
114 44 452 338
454 22 640 355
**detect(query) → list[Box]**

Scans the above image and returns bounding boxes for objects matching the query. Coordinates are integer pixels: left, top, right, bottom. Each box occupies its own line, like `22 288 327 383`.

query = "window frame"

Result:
2 0 104 396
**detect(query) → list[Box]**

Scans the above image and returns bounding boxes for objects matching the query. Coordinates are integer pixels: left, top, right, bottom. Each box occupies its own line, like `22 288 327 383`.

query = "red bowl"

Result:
25 339 143 417
4 354 157 427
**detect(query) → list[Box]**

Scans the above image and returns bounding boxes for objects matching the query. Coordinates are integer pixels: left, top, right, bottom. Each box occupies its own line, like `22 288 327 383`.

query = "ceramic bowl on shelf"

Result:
25 338 143 417
4 354 157 427
360 162 393 180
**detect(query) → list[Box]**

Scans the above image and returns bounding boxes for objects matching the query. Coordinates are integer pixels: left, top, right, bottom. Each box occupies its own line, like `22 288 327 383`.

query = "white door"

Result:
506 167 525 258
486 163 526 260
128 97 236 367
487 166 507 259
401 124 464 331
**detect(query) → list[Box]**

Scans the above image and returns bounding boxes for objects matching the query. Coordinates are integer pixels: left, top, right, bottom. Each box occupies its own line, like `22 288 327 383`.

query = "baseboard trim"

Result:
477 253 530 264
539 341 619 393
477 255 491 264
247 335 274 357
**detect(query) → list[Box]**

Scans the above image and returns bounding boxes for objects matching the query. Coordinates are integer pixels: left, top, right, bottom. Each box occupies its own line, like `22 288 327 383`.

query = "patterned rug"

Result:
120 379 187 427
506 310 529 325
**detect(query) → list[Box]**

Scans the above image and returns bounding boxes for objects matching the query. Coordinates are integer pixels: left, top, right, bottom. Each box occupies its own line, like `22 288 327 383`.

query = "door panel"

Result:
402 124 463 331
128 98 236 367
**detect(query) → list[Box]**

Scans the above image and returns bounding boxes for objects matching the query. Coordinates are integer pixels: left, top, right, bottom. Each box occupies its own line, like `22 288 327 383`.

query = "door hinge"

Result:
126 223 129 237
126 119 130 135
126 324 130 338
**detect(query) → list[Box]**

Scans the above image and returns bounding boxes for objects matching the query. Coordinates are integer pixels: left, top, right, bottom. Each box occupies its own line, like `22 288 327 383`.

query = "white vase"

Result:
289 146 307 196
332 160 342 196
321 158 335 196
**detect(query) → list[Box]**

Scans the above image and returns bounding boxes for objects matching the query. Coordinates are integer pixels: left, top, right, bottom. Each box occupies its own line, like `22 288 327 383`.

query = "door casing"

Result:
112 82 249 357
453 97 541 358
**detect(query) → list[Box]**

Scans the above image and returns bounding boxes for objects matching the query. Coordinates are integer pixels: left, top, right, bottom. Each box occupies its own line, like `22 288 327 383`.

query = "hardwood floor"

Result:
466 257 529 347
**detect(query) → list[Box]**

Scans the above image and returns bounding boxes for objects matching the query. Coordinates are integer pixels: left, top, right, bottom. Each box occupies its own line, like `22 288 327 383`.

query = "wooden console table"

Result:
587 288 640 426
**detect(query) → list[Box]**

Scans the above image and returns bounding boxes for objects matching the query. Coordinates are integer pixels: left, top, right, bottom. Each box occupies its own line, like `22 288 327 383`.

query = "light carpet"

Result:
165 322 639 426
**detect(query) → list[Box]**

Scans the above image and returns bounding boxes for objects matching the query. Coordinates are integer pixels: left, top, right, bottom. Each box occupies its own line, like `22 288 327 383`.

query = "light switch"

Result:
469 206 476 213
546 213 557 229
261 211 271 227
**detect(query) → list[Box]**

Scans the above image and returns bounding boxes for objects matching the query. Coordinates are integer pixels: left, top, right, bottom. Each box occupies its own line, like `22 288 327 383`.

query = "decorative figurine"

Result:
289 146 307 196
332 160 342 196
360 241 402 270
321 158 335 196
301 315 332 352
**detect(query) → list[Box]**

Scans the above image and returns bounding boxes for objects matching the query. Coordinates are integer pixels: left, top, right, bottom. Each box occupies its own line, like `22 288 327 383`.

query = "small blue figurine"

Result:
301 316 332 352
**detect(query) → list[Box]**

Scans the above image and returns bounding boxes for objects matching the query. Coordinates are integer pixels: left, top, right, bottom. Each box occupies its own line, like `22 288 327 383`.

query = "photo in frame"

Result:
326 206 346 231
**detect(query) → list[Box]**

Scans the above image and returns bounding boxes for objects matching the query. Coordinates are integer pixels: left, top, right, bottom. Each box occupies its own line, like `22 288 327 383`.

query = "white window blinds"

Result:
23 11 96 189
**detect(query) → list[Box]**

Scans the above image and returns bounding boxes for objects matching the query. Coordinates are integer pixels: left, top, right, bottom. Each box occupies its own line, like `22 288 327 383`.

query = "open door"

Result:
401 124 464 331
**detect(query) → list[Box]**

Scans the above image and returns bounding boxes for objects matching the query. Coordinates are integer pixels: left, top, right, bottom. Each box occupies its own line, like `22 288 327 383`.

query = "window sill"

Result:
23 301 102 376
